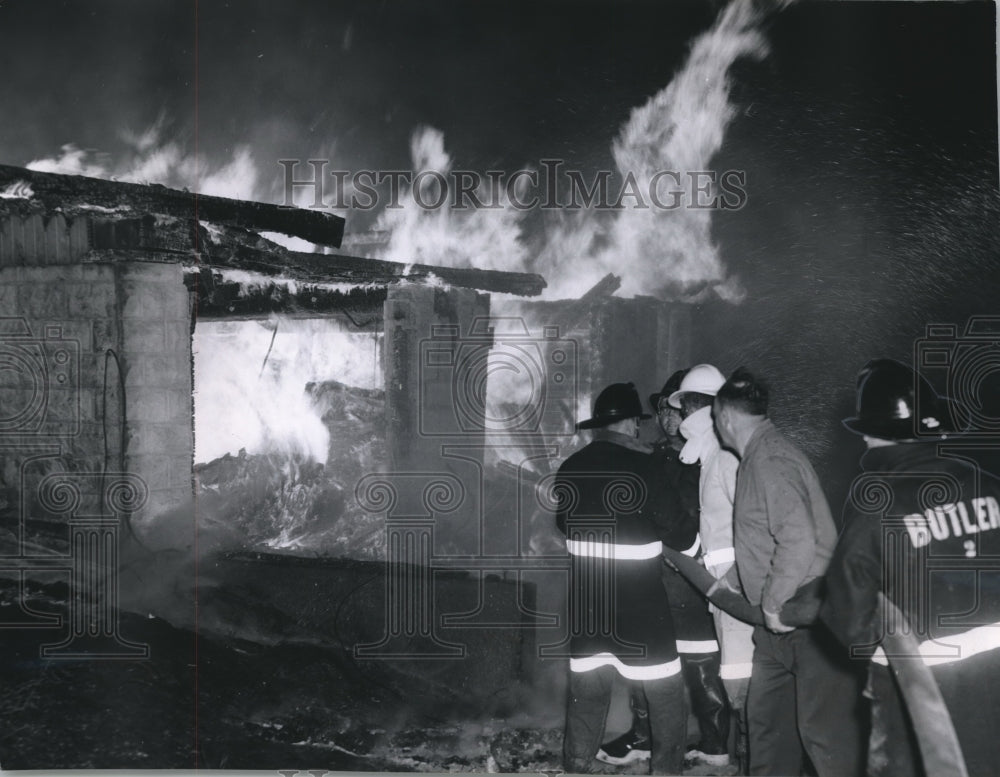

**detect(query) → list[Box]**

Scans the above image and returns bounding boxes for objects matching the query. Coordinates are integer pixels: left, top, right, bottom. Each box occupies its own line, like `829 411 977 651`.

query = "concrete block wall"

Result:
383 282 491 557
118 263 194 520
0 261 194 530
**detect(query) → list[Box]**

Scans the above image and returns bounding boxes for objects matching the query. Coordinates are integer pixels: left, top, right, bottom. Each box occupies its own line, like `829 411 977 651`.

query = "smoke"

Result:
374 0 773 302
26 117 261 201
375 126 532 272
193 317 382 464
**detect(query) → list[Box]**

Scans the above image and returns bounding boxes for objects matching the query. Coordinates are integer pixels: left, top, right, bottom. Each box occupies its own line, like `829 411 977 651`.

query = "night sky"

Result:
1 0 998 503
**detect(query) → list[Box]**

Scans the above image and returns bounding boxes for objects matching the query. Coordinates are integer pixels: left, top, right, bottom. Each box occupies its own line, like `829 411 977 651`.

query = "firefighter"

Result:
596 369 730 769
669 363 753 767
821 358 1000 777
556 382 689 775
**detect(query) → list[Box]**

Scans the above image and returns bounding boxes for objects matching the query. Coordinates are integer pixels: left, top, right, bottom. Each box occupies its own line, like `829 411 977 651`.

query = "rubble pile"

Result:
194 380 389 558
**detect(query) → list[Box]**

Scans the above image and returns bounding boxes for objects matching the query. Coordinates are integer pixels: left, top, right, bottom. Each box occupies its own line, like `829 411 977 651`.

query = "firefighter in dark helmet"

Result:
556 382 689 775
822 358 1000 777
597 369 732 770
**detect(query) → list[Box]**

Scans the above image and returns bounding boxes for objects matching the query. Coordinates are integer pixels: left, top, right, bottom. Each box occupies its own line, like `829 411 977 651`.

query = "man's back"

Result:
734 419 837 611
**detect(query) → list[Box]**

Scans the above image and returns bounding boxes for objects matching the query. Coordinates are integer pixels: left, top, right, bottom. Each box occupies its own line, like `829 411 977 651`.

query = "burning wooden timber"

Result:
0 163 346 247
0 164 548 308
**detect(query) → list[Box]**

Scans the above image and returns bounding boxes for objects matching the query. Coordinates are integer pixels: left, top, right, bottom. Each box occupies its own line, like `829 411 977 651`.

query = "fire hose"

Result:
661 546 969 776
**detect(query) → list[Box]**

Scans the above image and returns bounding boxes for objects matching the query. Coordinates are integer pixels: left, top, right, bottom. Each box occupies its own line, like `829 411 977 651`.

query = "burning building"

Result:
0 162 693 769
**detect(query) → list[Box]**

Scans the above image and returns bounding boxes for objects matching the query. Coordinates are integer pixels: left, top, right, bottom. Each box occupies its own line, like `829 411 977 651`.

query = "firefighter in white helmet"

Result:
668 363 755 768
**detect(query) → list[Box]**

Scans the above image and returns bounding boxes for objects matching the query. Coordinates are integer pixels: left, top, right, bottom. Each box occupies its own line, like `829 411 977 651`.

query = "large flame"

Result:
193 317 381 464
373 0 771 302
539 0 770 300
375 126 532 272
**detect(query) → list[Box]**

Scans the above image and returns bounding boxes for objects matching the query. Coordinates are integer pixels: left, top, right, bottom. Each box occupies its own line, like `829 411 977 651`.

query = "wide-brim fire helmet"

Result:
577 382 652 430
667 363 726 409
649 368 690 413
842 357 955 440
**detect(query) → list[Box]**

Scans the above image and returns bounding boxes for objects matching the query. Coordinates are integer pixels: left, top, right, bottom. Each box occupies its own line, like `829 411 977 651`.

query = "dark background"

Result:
1 0 997 507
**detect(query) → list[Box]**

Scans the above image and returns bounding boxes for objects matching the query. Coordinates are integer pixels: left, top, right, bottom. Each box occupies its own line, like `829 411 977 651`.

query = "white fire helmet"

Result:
667 363 727 408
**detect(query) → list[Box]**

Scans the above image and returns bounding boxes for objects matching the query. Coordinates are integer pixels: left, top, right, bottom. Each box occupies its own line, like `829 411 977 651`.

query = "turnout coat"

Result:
822 441 1000 777
657 442 720 654
555 431 693 680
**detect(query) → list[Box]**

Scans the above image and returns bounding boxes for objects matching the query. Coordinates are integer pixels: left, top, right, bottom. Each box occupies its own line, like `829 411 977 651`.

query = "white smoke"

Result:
26 118 261 201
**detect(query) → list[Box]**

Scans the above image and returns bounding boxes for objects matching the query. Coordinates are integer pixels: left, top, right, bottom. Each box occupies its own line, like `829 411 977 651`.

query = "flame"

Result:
537 0 768 301
607 0 768 300
26 119 261 200
372 0 772 302
375 126 532 273
193 317 382 464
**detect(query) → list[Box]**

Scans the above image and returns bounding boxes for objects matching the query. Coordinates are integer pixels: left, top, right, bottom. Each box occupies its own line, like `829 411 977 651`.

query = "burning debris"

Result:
195 379 389 557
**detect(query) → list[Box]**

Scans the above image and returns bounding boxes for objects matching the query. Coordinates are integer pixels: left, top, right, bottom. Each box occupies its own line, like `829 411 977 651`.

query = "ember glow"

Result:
193 317 382 464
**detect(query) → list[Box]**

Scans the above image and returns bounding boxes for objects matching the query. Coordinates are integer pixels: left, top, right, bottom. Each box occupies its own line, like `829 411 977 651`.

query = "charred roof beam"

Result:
0 163 345 247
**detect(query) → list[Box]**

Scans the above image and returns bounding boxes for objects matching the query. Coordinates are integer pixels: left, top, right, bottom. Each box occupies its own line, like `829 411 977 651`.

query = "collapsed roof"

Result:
0 164 548 320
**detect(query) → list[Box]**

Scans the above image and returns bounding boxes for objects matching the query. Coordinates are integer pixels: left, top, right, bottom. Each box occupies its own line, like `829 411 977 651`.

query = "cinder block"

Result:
163 320 193 355
42 388 82 436
84 349 130 386
127 388 170 423
63 319 93 352
167 454 193 489
124 422 155 455
126 422 191 456
46 264 87 283
140 486 190 521
78 353 105 391
122 319 167 354
160 423 193 454
70 423 109 460
18 284 67 318
163 288 195 323
79 264 115 283
125 454 170 490
165 388 194 423
67 282 118 319
144 354 191 390
92 319 119 351
21 266 72 285
121 355 146 388
0 282 17 314
121 282 166 320
78 388 100 422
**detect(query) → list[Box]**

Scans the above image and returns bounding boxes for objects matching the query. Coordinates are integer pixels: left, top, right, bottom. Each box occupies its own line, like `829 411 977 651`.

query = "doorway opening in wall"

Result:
191 316 387 558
